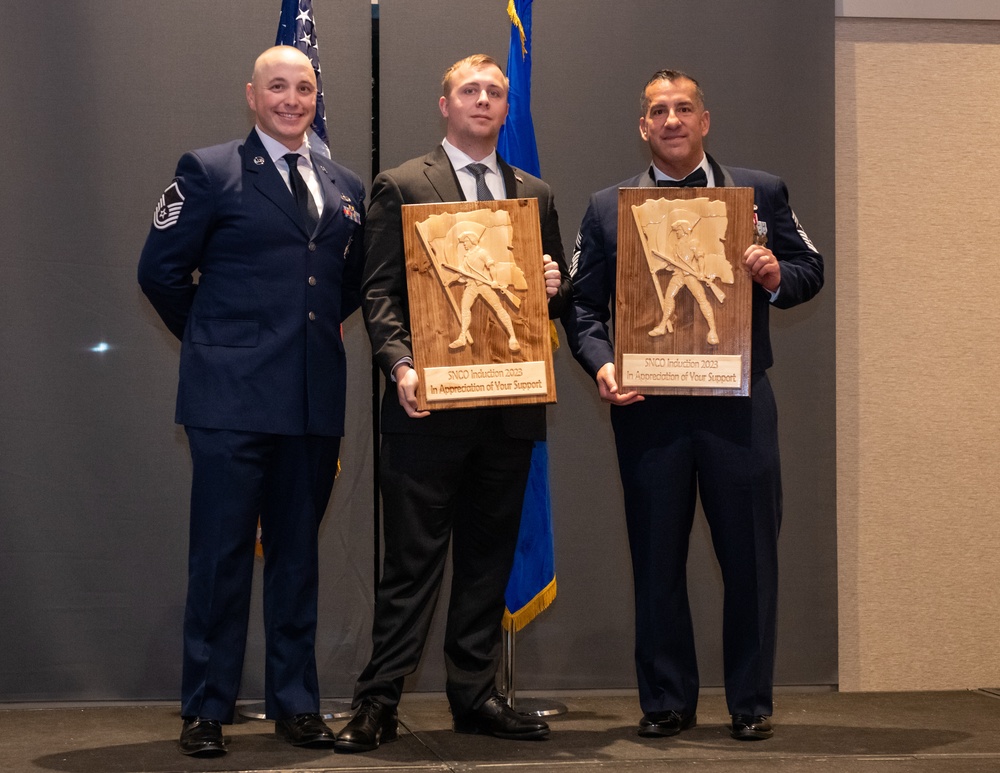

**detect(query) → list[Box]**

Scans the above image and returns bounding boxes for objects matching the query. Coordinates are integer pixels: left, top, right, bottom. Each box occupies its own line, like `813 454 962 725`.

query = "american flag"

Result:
276 0 331 157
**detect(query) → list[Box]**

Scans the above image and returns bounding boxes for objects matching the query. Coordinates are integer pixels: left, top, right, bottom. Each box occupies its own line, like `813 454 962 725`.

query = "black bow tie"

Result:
657 168 708 188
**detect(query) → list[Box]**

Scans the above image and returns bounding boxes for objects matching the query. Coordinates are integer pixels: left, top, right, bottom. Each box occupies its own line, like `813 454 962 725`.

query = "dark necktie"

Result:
657 167 708 188
466 163 495 201
284 152 319 228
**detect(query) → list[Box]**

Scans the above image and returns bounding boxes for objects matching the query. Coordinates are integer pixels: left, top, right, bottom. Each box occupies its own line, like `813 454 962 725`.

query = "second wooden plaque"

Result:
402 198 557 411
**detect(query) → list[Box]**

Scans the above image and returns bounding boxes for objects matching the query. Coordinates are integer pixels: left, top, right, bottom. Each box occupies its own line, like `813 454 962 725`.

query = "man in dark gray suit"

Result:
334 54 571 753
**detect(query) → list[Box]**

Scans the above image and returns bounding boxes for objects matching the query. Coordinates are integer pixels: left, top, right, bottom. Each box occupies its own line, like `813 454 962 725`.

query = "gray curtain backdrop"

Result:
0 0 835 702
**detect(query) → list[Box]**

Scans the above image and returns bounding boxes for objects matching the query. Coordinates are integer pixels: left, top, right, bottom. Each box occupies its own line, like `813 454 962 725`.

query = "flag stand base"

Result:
237 699 354 721
501 626 567 718
507 695 567 717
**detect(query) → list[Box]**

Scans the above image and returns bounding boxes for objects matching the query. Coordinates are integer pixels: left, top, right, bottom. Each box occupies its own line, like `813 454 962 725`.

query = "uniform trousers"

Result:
610 373 781 718
182 427 341 722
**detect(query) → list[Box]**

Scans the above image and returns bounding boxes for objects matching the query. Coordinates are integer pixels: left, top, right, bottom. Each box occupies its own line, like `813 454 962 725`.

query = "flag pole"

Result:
501 625 566 717
495 0 565 719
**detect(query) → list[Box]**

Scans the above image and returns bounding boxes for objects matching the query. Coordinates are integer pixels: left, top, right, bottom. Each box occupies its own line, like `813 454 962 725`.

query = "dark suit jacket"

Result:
138 129 365 437
362 144 571 439
565 154 823 379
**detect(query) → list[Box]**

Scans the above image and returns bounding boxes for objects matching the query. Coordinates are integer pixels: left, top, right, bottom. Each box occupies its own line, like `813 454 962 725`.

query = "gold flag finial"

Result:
507 0 527 58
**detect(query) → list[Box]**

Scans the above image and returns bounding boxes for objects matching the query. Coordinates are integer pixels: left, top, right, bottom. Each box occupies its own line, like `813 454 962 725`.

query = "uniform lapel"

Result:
707 153 735 187
243 130 307 233
311 152 357 237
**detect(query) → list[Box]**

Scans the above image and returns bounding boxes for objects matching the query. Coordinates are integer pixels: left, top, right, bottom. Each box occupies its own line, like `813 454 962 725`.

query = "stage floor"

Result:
3 689 1000 772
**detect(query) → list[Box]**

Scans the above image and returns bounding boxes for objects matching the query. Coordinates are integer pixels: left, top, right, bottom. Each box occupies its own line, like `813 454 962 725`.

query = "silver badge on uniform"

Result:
152 181 185 230
752 206 768 246
253 156 266 166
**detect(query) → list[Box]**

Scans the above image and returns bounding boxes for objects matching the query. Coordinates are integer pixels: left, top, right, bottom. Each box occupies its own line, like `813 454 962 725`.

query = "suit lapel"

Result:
498 156 521 198
422 145 465 202
421 146 521 202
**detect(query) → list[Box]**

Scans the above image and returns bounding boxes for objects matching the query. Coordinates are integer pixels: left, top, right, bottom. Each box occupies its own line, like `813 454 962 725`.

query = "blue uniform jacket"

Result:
138 129 365 437
565 154 823 379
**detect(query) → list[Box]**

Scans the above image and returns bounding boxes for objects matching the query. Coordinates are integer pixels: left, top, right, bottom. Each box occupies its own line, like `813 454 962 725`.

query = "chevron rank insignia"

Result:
152 180 185 230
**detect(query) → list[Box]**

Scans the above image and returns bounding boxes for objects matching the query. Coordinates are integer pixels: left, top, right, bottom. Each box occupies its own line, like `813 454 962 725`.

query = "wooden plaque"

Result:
402 198 556 411
614 187 754 397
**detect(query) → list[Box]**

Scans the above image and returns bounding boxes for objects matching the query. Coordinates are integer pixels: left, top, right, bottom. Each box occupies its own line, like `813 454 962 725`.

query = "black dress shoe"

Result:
275 712 336 747
638 710 696 738
334 697 398 753
453 694 549 739
179 717 226 757
731 714 773 740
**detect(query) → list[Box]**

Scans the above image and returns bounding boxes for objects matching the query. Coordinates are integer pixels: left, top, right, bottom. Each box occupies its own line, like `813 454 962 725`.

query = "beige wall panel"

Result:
837 18 1000 691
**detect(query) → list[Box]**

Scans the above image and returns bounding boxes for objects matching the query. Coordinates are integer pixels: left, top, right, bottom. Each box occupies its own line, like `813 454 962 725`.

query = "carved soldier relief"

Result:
631 197 734 345
615 187 754 397
412 209 527 353
401 199 556 411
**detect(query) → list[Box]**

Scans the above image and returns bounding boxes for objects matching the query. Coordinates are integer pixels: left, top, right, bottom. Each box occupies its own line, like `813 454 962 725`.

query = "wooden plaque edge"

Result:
401 198 557 412
613 187 754 398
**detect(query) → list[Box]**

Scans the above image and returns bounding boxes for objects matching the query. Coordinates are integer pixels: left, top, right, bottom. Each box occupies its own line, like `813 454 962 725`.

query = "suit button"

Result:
308 276 317 286
308 311 316 321
308 242 317 252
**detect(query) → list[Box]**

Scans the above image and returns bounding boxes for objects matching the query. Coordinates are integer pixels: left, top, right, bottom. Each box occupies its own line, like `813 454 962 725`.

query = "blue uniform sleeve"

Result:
339 177 367 322
564 193 617 379
766 177 824 310
137 152 214 340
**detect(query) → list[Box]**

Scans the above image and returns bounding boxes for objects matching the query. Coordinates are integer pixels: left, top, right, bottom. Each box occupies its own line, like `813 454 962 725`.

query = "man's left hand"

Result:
743 245 781 293
543 254 560 298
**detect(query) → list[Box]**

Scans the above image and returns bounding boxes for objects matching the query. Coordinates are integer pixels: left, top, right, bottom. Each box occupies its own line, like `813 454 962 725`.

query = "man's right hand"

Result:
394 363 431 418
596 362 644 406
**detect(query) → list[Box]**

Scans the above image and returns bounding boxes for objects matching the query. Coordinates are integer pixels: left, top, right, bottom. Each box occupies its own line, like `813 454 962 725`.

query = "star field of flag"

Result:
276 0 329 149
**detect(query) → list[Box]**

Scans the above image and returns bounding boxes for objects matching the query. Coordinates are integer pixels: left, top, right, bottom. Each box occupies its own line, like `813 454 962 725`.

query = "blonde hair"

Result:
441 54 508 96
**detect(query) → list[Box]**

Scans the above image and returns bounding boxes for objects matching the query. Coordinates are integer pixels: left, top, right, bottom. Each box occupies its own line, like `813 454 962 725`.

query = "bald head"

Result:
245 46 318 151
251 46 315 86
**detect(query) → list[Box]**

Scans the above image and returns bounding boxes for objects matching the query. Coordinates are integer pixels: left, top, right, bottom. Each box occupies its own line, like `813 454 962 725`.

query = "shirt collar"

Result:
648 154 714 187
254 126 310 165
441 138 499 175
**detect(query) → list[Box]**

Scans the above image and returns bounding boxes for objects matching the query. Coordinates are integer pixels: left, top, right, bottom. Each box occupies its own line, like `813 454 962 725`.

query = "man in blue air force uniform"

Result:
564 69 823 743
138 45 364 758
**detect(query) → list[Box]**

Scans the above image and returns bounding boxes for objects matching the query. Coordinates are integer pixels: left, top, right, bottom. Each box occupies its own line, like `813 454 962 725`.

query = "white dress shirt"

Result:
441 138 507 201
254 126 325 217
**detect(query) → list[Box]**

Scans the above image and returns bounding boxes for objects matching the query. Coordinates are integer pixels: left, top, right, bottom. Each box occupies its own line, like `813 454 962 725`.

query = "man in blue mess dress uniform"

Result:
138 45 364 757
564 68 824 743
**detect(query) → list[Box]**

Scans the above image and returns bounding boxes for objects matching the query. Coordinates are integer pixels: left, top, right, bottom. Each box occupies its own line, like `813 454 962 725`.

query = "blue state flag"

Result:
275 0 331 158
498 0 557 632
